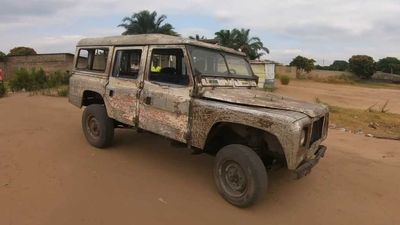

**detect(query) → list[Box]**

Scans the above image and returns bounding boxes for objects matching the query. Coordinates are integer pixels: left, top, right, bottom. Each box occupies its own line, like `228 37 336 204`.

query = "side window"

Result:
76 48 109 72
76 49 89 70
92 49 108 71
112 49 142 79
149 48 189 86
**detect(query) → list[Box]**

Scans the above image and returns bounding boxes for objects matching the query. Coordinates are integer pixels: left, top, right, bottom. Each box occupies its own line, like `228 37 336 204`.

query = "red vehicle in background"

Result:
0 68 4 82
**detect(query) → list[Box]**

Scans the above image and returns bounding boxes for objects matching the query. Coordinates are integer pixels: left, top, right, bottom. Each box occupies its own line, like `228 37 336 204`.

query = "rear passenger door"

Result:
138 45 192 143
105 46 147 126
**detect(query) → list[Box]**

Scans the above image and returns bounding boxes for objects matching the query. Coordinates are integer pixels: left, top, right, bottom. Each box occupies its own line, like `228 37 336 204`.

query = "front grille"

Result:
310 117 324 144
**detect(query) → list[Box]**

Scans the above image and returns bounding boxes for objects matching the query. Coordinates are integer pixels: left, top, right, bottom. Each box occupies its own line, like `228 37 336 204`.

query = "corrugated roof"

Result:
250 60 279 64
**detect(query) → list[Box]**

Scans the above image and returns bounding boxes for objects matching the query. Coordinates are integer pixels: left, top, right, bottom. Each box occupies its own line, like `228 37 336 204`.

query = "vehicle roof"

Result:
77 34 246 56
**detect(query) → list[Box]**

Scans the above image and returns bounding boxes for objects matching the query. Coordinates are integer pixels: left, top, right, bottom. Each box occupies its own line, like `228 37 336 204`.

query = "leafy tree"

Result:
329 60 349 71
0 51 6 61
289 56 315 74
118 10 178 36
315 65 330 70
8 47 37 56
215 28 269 60
349 55 375 79
376 57 400 74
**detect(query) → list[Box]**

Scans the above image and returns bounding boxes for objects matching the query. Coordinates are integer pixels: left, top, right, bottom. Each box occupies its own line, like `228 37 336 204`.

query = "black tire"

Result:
82 104 114 148
214 144 267 207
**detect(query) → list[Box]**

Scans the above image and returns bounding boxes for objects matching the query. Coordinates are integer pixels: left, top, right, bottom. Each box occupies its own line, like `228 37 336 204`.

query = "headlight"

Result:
300 128 307 146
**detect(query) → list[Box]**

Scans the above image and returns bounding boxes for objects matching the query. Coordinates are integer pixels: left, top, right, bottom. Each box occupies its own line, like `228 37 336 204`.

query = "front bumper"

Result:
295 145 327 179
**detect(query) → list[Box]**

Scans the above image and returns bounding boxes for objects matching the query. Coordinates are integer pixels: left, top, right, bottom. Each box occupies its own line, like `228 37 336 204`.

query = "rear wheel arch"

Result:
81 90 104 107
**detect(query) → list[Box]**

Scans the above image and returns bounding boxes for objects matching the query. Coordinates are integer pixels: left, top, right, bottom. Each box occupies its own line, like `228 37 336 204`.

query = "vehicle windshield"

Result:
188 46 253 77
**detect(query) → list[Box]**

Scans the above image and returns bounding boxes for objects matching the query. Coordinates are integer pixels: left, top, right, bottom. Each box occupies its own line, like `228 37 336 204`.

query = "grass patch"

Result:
33 85 69 97
309 74 355 84
306 74 400 90
321 100 400 139
351 79 400 90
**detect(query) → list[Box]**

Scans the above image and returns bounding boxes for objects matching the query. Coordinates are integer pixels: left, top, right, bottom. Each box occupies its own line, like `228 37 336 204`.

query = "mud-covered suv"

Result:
69 34 329 207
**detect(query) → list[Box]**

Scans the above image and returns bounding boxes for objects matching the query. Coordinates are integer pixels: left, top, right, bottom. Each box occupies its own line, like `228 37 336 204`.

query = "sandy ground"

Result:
0 93 399 225
276 80 400 114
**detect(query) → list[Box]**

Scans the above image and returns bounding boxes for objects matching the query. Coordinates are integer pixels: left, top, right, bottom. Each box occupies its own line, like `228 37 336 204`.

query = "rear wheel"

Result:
82 104 114 148
214 144 267 207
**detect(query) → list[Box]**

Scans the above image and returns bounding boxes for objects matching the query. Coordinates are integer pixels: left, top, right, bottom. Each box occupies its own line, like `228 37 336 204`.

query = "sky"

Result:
0 0 399 65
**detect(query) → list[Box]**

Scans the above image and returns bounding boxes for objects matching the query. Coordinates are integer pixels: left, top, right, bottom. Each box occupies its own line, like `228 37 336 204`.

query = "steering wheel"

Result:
229 69 237 74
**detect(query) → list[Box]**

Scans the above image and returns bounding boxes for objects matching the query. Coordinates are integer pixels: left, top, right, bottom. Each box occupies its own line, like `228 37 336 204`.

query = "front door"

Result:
138 46 193 143
105 46 147 126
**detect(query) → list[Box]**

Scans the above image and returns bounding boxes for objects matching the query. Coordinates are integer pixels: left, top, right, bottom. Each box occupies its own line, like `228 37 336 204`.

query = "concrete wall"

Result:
276 65 297 78
251 63 266 87
372 71 400 83
0 53 74 80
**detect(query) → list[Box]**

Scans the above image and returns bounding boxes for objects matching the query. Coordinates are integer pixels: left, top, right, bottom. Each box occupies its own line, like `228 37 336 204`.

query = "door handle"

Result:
145 96 152 105
109 89 114 97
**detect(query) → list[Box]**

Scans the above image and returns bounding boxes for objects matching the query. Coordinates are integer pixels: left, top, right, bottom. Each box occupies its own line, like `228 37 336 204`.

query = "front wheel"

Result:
214 144 268 207
82 104 114 148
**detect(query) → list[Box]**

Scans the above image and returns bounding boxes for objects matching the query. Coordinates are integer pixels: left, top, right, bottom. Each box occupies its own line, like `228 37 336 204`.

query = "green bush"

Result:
9 68 46 91
280 75 290 85
47 71 70 88
0 82 6 97
57 86 69 97
9 68 70 91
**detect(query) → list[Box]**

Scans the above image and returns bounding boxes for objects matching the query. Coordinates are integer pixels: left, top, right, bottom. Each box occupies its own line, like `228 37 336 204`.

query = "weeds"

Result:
315 97 400 139
366 100 390 113
309 74 355 84
39 85 69 97
0 82 6 97
9 68 47 91
280 75 290 85
8 68 70 96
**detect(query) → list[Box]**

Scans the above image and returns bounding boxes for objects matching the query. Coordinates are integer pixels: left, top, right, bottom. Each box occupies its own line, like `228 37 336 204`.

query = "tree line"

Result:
289 55 400 79
0 47 37 58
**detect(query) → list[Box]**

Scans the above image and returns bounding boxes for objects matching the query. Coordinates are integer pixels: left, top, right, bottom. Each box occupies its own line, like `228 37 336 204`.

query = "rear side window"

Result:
112 49 142 79
76 48 109 72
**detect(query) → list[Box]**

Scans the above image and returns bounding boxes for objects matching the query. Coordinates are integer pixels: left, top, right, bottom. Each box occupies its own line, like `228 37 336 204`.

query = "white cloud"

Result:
0 0 399 63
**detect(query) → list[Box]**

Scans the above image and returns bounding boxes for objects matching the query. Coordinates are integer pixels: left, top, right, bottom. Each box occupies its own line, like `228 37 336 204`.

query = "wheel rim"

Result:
86 115 101 138
219 160 248 198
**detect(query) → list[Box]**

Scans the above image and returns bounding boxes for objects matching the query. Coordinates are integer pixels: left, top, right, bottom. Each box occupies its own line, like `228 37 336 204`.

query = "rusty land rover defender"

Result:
69 34 329 207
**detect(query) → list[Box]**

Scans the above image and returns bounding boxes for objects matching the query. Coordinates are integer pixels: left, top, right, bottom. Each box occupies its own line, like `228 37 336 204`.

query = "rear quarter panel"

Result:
68 73 109 107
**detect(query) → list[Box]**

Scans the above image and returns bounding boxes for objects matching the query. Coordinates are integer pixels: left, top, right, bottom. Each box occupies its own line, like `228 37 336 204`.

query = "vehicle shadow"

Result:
109 128 297 208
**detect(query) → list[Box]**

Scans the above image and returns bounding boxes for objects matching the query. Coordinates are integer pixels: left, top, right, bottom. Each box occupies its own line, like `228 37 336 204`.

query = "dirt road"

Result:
0 94 399 225
276 80 400 114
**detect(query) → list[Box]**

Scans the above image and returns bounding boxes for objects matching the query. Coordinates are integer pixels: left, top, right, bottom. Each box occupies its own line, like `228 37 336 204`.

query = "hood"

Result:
200 88 327 117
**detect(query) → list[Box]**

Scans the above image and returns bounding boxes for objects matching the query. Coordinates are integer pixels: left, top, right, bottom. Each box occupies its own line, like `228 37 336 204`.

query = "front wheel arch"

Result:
203 122 286 165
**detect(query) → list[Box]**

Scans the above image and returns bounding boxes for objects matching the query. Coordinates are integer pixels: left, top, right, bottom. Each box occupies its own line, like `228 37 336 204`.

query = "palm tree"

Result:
214 30 236 49
118 10 178 36
189 34 206 40
215 28 269 60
